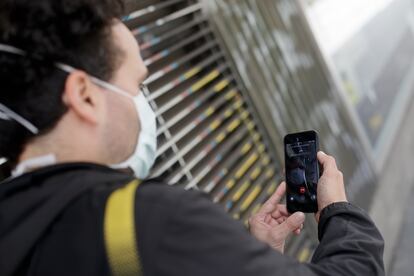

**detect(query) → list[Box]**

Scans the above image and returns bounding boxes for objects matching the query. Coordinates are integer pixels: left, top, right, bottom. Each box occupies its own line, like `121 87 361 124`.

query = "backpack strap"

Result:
104 179 143 276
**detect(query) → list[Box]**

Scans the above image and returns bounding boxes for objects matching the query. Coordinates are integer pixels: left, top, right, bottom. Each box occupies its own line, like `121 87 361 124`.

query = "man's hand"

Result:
248 182 305 253
315 151 348 222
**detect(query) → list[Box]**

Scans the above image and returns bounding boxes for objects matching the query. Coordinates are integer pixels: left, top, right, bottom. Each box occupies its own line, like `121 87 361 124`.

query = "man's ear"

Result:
62 71 102 125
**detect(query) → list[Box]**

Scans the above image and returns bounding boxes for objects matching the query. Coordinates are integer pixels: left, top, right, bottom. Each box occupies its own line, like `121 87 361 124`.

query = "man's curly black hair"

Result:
0 0 125 166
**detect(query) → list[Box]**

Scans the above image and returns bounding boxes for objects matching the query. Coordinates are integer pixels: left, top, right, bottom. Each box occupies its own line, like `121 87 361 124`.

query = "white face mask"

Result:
0 43 158 179
107 88 157 179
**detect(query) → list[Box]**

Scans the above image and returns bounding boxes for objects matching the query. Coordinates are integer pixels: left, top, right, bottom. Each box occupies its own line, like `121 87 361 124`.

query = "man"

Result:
0 0 384 275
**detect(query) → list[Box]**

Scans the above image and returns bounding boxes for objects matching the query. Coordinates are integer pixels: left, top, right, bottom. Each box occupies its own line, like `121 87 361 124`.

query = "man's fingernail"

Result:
294 212 305 223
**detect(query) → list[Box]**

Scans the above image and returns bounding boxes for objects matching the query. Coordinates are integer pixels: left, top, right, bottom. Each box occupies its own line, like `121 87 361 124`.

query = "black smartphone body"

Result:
284 131 319 213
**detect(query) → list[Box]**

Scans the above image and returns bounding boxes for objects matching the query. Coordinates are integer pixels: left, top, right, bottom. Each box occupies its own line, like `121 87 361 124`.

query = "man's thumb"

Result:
277 212 305 236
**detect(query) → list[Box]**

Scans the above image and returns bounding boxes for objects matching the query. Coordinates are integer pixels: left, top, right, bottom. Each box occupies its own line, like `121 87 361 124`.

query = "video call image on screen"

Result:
286 140 318 203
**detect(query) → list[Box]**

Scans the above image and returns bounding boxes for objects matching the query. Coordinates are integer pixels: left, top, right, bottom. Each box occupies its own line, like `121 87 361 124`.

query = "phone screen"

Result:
284 131 319 213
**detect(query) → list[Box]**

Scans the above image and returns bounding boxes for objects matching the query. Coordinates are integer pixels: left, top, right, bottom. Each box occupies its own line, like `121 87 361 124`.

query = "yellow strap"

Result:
104 179 142 276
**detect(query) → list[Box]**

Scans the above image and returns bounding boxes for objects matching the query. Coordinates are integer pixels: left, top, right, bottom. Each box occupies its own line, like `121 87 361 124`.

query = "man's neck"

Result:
17 139 103 169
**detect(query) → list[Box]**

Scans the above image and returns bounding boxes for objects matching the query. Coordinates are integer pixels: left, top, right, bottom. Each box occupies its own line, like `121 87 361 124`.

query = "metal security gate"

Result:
123 0 282 231
203 0 377 210
202 0 378 258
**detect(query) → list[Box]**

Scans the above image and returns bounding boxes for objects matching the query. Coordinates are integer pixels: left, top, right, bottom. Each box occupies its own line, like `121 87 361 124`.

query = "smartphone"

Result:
284 131 319 213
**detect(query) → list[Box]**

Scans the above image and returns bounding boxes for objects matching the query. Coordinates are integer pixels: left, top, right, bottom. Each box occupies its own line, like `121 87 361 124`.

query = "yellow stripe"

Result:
250 167 262 180
104 180 142 276
241 143 252 154
236 153 258 179
226 179 236 189
205 107 215 116
214 79 230 92
262 156 270 166
247 121 255 130
191 70 220 92
210 120 221 130
225 89 237 100
258 144 266 153
251 204 262 216
216 132 226 143
266 169 275 178
224 109 234 118
233 99 243 109
233 181 250 201
184 67 201 79
241 111 249 119
227 119 241 132
241 186 262 212
267 182 278 195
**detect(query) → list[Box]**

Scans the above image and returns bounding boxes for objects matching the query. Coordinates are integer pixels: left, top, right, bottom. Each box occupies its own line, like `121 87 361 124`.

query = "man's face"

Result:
101 22 149 163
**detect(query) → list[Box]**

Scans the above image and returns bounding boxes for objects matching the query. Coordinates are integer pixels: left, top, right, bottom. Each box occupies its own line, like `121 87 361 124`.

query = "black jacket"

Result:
0 163 384 275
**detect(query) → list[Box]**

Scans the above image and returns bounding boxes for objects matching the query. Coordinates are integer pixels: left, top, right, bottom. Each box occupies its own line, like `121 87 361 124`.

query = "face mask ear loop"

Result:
0 44 39 134
0 102 39 135
56 62 135 100
0 43 25 56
